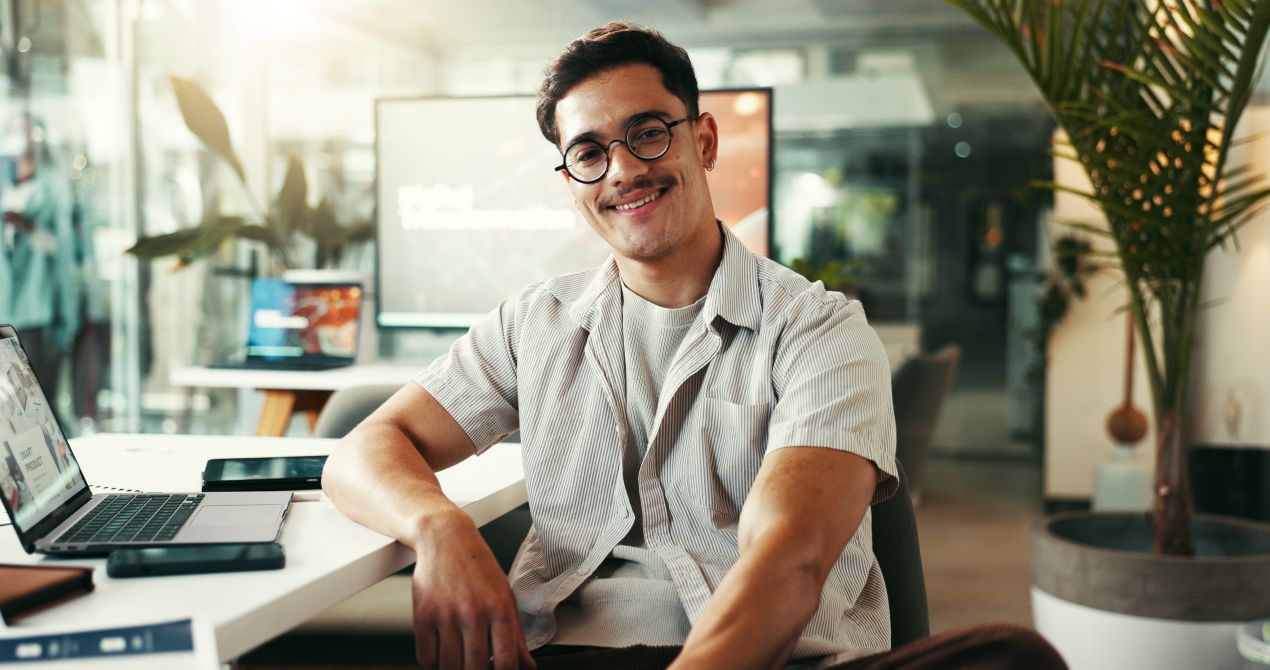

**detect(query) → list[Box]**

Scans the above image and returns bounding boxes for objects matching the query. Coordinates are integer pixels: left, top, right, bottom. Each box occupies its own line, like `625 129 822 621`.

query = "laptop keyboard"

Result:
55 494 206 545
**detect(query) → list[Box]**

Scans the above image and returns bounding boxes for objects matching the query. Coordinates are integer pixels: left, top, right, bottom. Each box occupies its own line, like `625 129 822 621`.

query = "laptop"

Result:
213 278 364 371
0 325 292 555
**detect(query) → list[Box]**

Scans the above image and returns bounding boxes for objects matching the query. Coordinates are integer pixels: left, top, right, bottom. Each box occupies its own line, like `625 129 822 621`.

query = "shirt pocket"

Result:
691 397 771 513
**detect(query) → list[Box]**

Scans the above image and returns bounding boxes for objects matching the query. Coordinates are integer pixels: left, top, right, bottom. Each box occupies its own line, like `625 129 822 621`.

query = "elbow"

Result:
739 518 838 589
319 434 354 500
320 422 377 500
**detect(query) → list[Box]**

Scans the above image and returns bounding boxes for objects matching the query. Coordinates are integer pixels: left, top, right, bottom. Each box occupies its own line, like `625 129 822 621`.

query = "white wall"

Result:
1187 107 1270 447
1045 109 1270 499
1045 134 1156 500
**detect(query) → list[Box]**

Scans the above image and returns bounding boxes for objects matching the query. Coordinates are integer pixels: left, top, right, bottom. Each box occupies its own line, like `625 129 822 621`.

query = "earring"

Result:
706 158 716 171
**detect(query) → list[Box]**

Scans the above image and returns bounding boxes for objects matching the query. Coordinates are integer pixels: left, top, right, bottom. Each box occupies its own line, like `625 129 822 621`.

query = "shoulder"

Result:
490 264 606 328
752 255 860 325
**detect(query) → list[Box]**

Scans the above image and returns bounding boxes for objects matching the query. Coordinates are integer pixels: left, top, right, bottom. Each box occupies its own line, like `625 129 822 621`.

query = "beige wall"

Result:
1044 134 1156 500
1188 107 1270 448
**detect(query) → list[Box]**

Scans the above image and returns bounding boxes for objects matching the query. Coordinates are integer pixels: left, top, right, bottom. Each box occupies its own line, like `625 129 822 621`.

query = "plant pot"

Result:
1031 512 1270 670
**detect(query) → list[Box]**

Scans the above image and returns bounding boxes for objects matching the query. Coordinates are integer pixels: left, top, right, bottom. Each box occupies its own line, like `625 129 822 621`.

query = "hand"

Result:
410 511 536 670
3 211 33 233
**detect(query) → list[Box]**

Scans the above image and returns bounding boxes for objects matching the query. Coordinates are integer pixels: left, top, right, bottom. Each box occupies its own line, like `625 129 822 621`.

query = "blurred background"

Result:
0 0 1056 455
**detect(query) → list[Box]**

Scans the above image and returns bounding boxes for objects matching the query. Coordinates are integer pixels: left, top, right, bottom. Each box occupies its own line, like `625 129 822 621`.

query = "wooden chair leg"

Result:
256 390 297 437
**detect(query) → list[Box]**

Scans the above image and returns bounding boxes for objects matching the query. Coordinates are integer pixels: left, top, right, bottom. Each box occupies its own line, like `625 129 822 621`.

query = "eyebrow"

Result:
562 109 675 149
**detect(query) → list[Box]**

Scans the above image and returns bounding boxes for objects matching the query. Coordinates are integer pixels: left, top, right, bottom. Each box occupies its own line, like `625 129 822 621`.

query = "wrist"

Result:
406 503 476 552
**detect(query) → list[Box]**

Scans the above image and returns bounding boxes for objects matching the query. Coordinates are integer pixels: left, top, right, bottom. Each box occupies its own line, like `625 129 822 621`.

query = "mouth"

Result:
608 186 670 214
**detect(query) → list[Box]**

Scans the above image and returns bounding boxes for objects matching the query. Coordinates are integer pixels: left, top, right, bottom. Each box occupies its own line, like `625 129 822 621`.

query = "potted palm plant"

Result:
127 76 373 269
946 0 1270 667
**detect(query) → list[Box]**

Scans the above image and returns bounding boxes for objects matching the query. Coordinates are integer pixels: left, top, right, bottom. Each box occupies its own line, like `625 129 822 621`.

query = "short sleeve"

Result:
413 283 539 454
767 295 899 504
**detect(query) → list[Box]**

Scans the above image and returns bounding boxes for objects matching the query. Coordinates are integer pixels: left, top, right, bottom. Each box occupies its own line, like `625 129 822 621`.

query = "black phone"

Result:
106 542 286 578
201 455 327 492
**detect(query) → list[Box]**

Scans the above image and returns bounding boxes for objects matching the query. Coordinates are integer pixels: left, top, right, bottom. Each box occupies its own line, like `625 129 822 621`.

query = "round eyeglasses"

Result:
555 115 693 184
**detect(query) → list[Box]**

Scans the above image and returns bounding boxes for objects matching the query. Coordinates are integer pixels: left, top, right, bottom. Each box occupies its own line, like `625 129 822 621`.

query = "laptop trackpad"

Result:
190 505 278 526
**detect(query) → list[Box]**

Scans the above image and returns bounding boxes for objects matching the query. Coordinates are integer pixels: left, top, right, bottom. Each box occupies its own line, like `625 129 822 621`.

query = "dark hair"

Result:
536 22 699 148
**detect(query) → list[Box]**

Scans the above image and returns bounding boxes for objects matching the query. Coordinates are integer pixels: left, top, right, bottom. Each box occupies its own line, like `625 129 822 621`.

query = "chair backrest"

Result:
890 344 960 496
871 461 930 647
312 384 402 438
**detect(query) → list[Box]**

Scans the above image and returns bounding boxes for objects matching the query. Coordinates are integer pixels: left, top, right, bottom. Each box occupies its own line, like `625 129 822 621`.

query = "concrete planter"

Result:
1031 512 1270 670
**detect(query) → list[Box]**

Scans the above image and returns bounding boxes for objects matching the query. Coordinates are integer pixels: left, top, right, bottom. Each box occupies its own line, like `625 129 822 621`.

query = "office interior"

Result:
3 0 1269 664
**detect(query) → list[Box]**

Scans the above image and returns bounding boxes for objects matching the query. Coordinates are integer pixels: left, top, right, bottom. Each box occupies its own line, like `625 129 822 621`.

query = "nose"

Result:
605 141 649 186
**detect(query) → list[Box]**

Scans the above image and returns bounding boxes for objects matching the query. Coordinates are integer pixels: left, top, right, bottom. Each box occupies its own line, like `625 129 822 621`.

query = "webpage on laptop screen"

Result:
0 337 86 532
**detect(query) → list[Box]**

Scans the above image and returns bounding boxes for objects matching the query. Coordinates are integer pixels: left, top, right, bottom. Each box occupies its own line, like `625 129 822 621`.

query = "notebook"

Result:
0 325 292 555
213 278 364 371
0 564 94 621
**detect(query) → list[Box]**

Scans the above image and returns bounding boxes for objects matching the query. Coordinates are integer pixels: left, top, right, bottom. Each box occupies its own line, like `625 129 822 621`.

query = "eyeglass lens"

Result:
564 116 673 182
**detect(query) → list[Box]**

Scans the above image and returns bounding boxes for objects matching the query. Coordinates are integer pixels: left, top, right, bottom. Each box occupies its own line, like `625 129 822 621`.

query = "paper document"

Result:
0 617 217 668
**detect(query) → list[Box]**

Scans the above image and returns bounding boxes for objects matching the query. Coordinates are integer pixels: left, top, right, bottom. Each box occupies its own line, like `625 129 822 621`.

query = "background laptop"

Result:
215 278 363 371
0 325 292 555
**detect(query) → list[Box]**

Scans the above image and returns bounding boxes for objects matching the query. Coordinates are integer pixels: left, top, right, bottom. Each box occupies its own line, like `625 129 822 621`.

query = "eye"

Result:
633 127 668 143
569 143 604 166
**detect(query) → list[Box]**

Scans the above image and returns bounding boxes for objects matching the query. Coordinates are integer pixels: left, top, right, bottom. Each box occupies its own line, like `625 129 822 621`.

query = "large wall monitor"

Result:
375 89 771 329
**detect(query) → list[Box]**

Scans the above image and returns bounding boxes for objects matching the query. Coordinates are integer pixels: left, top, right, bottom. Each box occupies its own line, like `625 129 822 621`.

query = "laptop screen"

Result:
246 279 363 363
0 333 88 533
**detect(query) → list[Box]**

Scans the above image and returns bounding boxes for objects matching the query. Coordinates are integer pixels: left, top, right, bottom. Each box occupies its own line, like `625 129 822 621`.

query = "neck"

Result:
616 220 723 308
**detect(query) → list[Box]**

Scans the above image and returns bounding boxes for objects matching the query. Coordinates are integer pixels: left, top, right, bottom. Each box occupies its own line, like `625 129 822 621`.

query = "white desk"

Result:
0 433 526 663
170 363 425 436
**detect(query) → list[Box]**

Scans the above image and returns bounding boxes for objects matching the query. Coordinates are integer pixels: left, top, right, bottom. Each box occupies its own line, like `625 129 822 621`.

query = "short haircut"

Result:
536 22 700 148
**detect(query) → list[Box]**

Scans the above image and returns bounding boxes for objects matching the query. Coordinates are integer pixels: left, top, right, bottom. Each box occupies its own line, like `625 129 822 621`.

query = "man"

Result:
324 22 1065 670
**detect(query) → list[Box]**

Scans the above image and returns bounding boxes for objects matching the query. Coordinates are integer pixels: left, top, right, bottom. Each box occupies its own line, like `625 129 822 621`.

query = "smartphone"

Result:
106 542 286 578
201 455 327 492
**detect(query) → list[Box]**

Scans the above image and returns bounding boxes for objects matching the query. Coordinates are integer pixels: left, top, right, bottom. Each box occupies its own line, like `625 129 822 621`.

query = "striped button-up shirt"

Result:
416 224 899 658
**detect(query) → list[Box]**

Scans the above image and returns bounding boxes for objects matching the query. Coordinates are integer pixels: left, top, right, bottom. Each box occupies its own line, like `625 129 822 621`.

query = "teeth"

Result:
614 190 661 211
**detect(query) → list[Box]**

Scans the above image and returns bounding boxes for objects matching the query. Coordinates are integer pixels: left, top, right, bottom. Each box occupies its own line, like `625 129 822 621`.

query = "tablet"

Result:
201 456 327 492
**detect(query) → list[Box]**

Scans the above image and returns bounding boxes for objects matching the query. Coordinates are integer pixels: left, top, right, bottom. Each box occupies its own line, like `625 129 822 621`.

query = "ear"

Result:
558 169 571 183
695 112 720 168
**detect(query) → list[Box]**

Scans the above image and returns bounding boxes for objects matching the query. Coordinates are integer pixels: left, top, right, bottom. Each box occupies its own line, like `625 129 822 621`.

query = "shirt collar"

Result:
555 221 763 332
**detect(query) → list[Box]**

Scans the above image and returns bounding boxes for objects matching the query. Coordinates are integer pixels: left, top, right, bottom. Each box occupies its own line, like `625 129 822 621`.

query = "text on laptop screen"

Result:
0 337 87 532
247 280 363 361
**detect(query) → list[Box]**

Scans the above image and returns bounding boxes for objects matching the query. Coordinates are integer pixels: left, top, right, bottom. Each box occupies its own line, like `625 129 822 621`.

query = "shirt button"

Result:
614 423 622 434
575 564 589 576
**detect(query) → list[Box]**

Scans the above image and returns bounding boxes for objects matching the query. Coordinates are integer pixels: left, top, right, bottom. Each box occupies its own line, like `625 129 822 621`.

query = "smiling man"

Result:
323 22 1065 670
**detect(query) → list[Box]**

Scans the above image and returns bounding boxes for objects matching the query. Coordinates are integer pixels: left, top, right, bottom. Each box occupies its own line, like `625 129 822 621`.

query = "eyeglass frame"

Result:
554 114 696 184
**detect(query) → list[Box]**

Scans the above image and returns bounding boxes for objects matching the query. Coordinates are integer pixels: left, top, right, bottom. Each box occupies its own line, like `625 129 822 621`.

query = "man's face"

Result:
553 63 718 264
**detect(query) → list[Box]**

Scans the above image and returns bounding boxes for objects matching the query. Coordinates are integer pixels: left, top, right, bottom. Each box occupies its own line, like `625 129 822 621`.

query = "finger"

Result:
517 635 537 670
415 624 439 668
500 606 535 670
463 619 491 670
490 614 520 670
439 625 463 670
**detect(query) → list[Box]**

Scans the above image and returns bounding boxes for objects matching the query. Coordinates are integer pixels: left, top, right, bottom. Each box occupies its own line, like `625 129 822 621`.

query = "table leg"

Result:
256 390 297 437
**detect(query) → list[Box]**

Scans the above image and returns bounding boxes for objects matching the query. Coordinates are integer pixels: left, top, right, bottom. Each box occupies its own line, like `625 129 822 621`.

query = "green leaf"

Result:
125 228 204 259
343 221 375 244
235 224 287 251
181 217 245 264
169 76 246 185
309 197 341 268
276 155 308 237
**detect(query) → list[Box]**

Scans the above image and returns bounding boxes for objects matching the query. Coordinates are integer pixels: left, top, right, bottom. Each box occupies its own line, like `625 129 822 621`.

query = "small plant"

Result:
126 76 372 269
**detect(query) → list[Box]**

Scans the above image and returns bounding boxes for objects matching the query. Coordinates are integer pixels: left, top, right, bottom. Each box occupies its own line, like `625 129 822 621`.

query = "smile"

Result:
611 188 666 211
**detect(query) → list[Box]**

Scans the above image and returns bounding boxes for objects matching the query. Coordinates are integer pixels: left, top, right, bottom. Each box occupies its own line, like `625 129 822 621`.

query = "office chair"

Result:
890 344 961 502
872 461 931 647
311 384 403 438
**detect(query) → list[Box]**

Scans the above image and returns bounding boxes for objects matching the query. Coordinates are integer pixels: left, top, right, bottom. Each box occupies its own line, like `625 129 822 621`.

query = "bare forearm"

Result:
322 422 471 549
672 529 825 670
